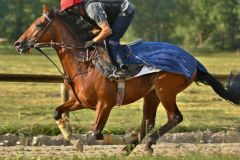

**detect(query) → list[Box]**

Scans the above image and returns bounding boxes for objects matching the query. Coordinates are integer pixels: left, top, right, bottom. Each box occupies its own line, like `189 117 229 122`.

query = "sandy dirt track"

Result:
0 143 240 158
1 131 240 158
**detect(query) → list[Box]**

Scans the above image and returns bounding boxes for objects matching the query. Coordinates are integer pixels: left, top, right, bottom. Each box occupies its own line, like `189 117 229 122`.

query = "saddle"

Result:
94 39 144 81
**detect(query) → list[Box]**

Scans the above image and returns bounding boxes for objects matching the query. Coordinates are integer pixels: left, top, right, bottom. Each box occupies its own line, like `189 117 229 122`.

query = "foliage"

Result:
131 0 240 50
131 0 177 42
0 0 239 50
173 0 240 50
0 0 59 42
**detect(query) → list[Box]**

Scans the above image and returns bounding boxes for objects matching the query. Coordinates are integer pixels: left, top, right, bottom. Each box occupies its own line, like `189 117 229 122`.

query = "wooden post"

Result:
61 84 69 104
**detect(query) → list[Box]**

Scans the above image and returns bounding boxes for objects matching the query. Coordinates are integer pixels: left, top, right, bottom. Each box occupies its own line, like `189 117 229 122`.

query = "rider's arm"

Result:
84 2 112 43
92 21 112 43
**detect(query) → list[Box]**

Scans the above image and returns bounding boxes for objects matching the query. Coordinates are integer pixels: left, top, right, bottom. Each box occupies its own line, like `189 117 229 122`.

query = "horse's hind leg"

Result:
145 73 190 152
140 90 160 140
123 90 160 153
145 95 183 152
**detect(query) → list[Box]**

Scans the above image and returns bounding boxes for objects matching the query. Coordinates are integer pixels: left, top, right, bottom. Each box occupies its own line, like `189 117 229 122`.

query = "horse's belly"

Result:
122 74 156 105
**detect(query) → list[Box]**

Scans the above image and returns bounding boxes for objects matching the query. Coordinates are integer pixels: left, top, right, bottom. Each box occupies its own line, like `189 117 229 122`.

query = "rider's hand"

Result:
88 29 100 38
92 28 101 35
84 40 94 48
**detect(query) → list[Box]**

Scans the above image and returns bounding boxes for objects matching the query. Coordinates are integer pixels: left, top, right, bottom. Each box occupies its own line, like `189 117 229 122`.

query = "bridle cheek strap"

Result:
42 13 52 22
27 13 53 49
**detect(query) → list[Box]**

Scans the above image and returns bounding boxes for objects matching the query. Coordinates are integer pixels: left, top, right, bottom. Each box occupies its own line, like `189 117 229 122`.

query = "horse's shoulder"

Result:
96 47 112 63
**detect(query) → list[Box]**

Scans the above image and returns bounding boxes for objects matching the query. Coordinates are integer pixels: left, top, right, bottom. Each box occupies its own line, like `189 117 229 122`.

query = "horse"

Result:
14 7 240 152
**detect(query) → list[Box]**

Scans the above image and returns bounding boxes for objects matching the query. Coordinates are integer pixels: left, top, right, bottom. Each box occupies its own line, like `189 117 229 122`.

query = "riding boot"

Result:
108 65 131 80
107 41 131 80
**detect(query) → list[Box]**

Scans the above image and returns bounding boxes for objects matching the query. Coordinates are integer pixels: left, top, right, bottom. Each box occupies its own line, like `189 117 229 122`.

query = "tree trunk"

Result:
220 32 225 50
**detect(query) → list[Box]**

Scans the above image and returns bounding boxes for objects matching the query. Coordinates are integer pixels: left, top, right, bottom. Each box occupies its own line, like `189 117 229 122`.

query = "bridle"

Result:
25 13 54 49
24 12 98 104
26 12 96 57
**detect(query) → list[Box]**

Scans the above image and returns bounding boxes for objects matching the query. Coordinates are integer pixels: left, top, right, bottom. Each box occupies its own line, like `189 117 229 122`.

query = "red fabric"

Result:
60 0 83 11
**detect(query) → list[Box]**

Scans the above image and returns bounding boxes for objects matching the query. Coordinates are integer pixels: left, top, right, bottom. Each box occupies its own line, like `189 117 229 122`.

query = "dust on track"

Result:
0 143 240 158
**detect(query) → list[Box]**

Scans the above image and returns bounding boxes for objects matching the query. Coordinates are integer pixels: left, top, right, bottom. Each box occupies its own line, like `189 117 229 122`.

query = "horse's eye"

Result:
36 23 44 28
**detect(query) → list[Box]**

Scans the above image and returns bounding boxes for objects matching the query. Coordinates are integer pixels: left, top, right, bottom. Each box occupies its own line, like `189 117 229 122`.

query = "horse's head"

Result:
14 6 57 54
14 5 93 54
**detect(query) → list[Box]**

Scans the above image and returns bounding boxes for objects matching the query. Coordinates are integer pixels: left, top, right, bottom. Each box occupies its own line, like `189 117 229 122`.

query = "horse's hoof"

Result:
123 144 135 154
145 144 154 154
76 141 84 151
72 140 84 152
145 146 153 154
93 132 104 140
148 148 154 154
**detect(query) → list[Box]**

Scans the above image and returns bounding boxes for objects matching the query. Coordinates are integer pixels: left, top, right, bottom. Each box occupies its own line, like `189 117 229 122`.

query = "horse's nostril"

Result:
14 41 21 47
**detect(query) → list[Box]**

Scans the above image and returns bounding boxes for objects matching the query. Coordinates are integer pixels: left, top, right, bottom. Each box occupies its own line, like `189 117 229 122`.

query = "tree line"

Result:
0 0 239 50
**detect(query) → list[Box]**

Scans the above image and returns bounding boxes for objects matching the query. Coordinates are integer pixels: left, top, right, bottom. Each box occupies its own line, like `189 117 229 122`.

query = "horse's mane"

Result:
49 9 111 63
56 11 94 42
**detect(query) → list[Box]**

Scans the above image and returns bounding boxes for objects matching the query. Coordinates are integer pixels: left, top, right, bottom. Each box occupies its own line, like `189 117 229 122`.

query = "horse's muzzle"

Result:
14 40 31 54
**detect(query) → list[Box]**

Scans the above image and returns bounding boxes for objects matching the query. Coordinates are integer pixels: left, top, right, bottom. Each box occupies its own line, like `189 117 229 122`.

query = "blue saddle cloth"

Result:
126 42 208 81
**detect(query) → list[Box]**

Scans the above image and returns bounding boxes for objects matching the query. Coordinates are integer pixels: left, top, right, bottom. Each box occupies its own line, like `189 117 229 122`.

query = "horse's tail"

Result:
195 69 240 105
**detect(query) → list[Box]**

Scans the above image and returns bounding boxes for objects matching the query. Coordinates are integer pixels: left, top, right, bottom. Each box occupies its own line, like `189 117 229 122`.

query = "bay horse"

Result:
14 7 240 152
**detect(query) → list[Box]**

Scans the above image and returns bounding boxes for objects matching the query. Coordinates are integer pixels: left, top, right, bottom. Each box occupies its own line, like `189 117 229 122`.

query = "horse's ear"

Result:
42 5 49 14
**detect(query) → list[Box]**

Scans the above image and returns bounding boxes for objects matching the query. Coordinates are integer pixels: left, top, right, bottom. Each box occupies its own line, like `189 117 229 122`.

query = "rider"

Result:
60 0 135 79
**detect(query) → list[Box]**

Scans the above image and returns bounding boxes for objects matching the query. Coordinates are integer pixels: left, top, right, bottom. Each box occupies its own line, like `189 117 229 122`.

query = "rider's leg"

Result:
107 10 134 72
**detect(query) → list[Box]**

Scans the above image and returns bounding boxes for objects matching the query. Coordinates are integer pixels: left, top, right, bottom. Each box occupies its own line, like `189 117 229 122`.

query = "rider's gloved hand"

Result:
84 40 94 48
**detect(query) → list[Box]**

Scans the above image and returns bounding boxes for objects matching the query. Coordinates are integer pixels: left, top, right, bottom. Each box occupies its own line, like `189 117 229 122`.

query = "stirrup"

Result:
108 69 132 81
108 70 120 81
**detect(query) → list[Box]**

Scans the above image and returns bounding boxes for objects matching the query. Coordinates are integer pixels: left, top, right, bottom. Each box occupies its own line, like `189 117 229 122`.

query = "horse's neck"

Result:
53 20 88 79
52 18 110 81
54 18 84 48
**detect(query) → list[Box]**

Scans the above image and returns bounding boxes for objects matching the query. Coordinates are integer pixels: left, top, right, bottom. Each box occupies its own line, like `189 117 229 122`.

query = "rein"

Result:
34 42 88 50
34 47 84 105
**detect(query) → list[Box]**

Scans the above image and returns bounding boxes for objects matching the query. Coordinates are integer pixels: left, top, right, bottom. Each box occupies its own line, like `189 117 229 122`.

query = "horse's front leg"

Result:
92 102 114 140
54 99 85 150
54 98 78 121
